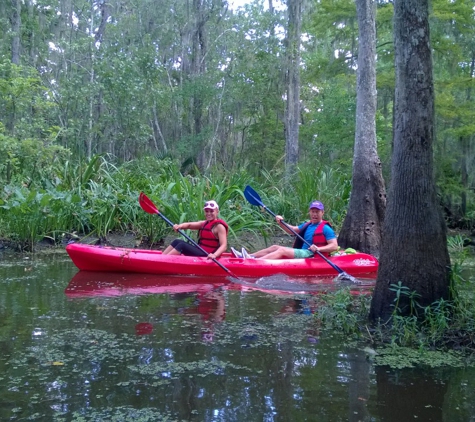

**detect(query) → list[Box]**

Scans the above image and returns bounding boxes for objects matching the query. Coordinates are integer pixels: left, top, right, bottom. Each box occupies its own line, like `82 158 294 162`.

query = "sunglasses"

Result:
204 201 218 209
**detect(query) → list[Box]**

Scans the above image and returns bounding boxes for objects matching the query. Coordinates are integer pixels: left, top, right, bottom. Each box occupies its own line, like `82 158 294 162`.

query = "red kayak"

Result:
66 243 378 277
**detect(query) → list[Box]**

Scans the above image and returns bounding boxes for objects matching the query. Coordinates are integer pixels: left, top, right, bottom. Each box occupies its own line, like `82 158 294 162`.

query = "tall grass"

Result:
257 163 351 230
0 156 282 250
138 162 273 246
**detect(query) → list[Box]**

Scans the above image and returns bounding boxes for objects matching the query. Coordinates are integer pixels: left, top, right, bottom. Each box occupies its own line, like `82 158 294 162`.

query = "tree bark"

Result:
338 0 386 258
11 0 21 64
284 0 302 180
95 0 109 44
27 0 36 67
369 0 451 322
87 1 95 160
192 0 207 170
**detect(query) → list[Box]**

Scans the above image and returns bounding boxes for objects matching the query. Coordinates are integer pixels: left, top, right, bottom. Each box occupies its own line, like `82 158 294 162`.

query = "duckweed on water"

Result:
55 406 181 422
217 314 315 347
306 282 475 369
4 312 315 392
373 345 472 369
128 359 251 379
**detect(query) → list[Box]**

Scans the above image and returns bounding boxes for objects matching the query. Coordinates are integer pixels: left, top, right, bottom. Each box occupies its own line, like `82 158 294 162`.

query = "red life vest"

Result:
293 220 332 257
198 219 229 253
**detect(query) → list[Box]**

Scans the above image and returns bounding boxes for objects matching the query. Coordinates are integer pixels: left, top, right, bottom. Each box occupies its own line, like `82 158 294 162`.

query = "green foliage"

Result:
389 281 421 317
369 262 475 359
313 288 371 336
252 164 351 231
0 0 472 225
0 152 356 251
0 187 46 250
0 60 68 184
0 156 280 249
431 0 475 228
137 161 273 245
448 234 471 262
0 0 474 247
382 281 455 348
299 77 357 167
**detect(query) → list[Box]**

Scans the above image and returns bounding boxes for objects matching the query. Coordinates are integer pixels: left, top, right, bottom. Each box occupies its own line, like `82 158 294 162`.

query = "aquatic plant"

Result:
313 288 371 336
0 152 356 250
367 257 475 366
372 344 466 369
304 246 475 369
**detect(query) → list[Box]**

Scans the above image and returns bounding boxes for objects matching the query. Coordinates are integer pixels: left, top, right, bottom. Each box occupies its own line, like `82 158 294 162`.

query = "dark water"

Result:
1 251 474 421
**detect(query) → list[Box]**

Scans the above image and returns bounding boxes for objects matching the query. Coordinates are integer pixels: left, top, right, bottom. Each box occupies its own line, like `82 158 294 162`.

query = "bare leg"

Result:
163 245 181 255
252 244 282 258
256 245 295 259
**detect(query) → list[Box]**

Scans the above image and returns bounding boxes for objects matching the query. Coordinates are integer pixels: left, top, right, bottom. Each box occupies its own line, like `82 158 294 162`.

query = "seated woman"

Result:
162 200 228 261
237 200 338 259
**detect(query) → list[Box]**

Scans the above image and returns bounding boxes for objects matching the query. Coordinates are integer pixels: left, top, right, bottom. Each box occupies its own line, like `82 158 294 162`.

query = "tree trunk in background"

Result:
27 0 37 67
193 0 207 170
370 0 450 322
338 0 386 257
458 52 473 221
11 0 21 65
87 1 95 160
284 0 302 180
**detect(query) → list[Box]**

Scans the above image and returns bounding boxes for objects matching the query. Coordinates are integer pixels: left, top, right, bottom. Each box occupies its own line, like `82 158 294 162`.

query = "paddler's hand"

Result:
174 223 187 231
310 244 320 253
275 215 284 224
207 253 218 260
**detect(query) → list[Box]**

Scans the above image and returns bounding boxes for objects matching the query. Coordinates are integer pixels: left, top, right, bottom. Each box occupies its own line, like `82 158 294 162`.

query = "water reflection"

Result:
65 271 376 297
65 271 229 298
1 256 474 421
375 367 448 421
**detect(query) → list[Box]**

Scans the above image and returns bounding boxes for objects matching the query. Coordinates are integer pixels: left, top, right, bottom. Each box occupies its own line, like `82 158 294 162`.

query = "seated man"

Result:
239 200 338 259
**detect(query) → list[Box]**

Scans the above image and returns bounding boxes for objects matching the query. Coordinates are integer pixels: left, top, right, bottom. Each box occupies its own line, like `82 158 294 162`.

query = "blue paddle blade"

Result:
244 185 263 207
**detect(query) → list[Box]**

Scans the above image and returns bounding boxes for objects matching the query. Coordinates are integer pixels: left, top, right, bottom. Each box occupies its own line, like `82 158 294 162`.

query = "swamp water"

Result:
1 251 475 422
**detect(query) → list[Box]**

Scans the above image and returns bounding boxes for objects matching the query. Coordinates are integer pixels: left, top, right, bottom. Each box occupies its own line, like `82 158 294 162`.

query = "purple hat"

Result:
309 200 324 210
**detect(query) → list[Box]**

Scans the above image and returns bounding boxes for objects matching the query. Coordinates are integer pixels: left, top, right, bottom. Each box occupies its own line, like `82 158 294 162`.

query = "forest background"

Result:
0 0 474 252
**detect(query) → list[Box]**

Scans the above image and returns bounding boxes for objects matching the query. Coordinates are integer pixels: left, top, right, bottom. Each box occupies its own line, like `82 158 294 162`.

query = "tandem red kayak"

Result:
66 243 378 278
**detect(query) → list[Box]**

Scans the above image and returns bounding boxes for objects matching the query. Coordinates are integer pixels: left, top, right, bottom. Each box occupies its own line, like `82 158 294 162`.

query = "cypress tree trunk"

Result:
284 0 302 180
338 0 386 257
370 0 451 321
11 0 21 64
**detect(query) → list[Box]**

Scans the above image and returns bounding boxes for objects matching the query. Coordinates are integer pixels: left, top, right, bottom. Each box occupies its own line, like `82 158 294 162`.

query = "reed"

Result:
258 164 351 229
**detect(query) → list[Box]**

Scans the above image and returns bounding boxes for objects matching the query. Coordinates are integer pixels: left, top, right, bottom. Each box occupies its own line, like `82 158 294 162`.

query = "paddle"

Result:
243 185 358 283
138 192 239 278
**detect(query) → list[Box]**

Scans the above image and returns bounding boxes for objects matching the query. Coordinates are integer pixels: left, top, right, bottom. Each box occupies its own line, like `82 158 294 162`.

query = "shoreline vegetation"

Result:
1 156 473 254
0 157 355 254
